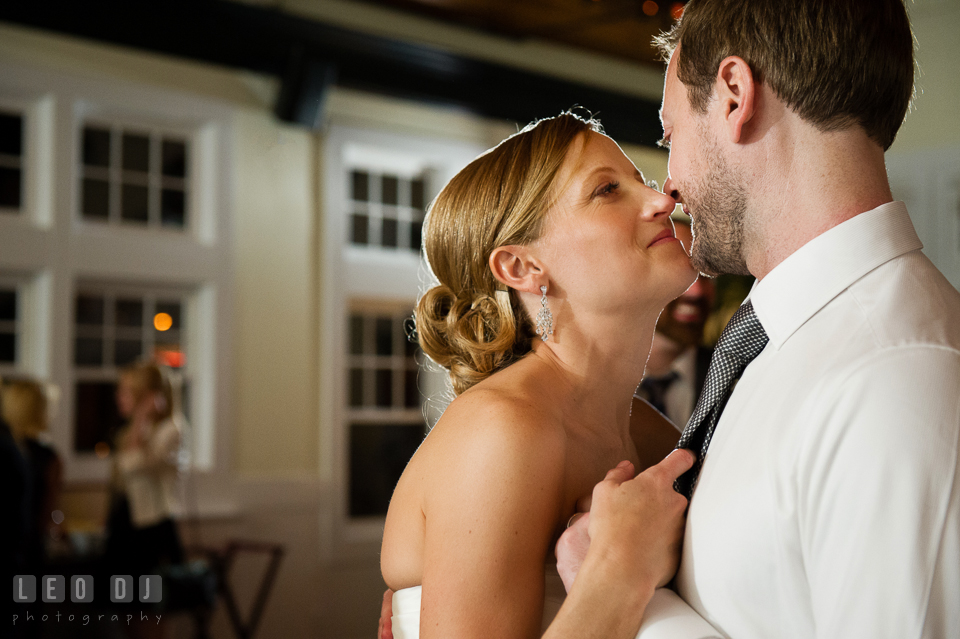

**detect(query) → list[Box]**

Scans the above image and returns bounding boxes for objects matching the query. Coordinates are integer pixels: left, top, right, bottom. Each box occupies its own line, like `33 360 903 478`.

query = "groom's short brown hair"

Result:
655 0 914 151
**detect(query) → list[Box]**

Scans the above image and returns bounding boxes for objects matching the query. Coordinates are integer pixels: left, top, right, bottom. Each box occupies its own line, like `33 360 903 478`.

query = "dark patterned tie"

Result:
675 301 768 498
638 372 679 415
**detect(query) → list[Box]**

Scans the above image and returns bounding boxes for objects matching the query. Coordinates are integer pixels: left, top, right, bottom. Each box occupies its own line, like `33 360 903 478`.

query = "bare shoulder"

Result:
422 380 567 481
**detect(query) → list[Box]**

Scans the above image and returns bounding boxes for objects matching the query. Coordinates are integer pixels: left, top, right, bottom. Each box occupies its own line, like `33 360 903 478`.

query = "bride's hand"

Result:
377 589 393 639
555 461 637 590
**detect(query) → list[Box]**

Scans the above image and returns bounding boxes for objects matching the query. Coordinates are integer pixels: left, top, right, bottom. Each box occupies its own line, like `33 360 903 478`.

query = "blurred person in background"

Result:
0 379 63 574
1 382 30 639
636 219 715 427
103 361 184 638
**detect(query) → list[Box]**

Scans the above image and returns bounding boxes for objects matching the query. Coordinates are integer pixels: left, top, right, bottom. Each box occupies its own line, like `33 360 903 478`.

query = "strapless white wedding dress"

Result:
391 566 567 639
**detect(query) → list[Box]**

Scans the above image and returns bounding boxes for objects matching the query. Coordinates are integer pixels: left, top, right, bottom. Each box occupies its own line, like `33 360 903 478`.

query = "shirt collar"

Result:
748 201 922 350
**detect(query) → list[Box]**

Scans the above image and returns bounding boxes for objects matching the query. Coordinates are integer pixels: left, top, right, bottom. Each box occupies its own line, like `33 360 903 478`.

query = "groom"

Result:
555 0 960 637
379 0 960 636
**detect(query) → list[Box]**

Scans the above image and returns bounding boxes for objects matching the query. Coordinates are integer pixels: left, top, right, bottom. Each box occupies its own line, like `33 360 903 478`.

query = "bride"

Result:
381 111 697 638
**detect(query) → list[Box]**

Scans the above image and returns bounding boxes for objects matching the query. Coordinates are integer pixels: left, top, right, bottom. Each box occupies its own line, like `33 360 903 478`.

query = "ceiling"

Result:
356 0 686 66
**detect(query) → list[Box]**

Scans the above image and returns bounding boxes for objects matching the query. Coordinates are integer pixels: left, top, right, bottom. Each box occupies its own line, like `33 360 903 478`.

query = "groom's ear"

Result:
489 245 544 294
715 55 756 144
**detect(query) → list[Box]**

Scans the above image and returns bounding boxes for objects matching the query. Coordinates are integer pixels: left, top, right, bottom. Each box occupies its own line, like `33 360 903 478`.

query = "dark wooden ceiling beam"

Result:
0 0 664 147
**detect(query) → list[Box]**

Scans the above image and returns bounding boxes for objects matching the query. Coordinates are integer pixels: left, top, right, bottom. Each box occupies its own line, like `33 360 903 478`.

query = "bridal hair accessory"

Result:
536 285 554 342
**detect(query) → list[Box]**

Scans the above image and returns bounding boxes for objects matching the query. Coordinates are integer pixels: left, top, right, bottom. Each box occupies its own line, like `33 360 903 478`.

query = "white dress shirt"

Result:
674 202 960 639
116 416 182 527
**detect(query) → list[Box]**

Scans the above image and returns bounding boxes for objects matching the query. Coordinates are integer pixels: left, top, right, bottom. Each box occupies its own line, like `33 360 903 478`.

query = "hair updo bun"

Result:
415 111 602 395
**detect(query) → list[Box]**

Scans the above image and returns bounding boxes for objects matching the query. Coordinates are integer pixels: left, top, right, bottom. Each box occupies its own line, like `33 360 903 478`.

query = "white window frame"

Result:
0 62 235 484
76 119 192 232
319 123 490 563
70 280 195 457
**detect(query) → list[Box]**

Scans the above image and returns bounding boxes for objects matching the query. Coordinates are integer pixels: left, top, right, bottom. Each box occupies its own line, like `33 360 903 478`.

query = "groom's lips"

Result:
648 228 677 248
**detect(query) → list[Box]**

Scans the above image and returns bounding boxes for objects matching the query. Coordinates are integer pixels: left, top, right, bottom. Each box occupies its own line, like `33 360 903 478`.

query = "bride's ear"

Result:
489 245 544 294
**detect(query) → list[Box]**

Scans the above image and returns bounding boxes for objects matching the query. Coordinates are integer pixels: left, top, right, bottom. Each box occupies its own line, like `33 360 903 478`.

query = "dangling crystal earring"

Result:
536 285 554 342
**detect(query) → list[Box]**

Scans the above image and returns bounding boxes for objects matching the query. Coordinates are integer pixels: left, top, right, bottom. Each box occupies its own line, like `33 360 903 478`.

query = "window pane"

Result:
74 381 123 452
409 221 422 252
351 213 369 245
75 295 105 325
82 178 110 219
349 423 424 517
349 315 364 355
155 301 182 331
404 369 420 408
0 332 14 363
0 289 15 321
161 189 185 227
349 368 364 407
351 170 369 202
375 369 392 407
83 127 111 167
122 133 150 172
381 175 398 205
410 178 425 210
121 183 149 222
115 298 143 327
0 113 22 156
0 167 21 209
114 339 142 366
382 218 398 248
161 140 187 177
74 337 103 367
375 317 393 356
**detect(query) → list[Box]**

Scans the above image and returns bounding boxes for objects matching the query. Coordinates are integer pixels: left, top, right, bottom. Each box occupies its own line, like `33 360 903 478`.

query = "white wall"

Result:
887 0 960 290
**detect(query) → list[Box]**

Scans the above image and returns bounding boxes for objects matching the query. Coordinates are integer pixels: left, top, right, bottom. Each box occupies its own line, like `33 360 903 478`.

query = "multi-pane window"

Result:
0 284 18 368
73 286 187 454
347 309 426 517
348 170 426 252
0 111 23 213
80 124 189 229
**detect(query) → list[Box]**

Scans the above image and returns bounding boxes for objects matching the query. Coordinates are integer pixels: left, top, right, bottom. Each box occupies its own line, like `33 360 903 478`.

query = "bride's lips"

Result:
648 228 678 248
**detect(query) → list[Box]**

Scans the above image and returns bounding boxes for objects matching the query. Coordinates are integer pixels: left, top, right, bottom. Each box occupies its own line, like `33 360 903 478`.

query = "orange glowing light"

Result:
154 312 173 331
671 2 685 20
94 441 111 459
643 1 659 16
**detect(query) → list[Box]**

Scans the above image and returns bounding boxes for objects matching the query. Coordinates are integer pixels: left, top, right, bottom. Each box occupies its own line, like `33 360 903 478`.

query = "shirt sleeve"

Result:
635 588 724 639
797 346 960 639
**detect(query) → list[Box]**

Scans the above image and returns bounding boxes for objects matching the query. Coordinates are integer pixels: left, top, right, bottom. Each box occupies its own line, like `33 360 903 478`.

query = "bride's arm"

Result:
419 390 567 639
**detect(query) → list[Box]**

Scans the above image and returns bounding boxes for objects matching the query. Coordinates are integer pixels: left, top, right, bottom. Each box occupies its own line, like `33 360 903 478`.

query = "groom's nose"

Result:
662 177 681 202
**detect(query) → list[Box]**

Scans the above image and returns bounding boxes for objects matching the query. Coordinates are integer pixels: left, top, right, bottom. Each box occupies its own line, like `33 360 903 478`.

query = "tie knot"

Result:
714 300 768 364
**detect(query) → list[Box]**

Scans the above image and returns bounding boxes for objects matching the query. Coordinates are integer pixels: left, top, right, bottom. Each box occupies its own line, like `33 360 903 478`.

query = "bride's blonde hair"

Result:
416 111 602 395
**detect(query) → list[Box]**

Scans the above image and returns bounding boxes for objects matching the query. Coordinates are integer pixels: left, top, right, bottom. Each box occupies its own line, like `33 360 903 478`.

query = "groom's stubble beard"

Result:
683 124 751 277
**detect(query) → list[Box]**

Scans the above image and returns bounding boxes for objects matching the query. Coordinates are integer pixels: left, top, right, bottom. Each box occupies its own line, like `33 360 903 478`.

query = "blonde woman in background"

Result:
104 362 184 590
1 379 63 573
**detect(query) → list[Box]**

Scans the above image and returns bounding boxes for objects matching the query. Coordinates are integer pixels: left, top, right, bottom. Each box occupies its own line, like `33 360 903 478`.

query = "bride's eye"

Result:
593 181 620 198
